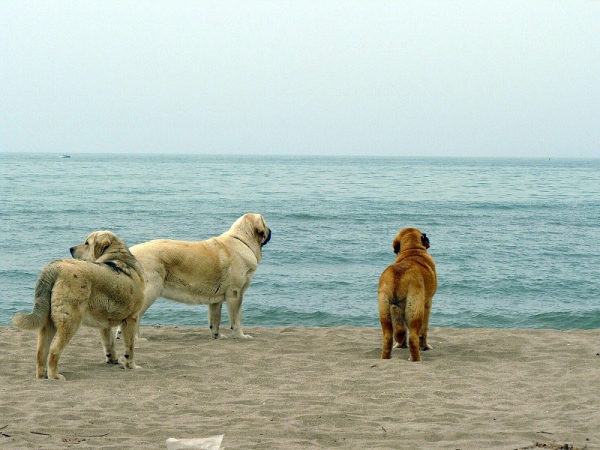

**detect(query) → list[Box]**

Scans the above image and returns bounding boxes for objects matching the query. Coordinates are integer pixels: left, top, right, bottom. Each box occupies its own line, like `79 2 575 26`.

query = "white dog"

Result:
118 214 271 340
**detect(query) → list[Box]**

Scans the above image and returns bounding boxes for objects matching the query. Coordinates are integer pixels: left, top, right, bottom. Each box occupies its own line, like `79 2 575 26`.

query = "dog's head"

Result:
70 230 127 263
70 231 144 281
228 213 271 259
392 227 430 254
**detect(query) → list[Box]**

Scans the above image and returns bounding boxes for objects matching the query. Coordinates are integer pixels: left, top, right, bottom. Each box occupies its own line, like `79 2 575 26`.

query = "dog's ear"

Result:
93 233 112 260
421 233 430 249
393 237 401 254
255 216 271 246
255 222 266 240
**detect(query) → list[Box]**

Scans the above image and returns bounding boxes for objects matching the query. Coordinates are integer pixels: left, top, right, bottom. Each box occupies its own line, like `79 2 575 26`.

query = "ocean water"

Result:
1 153 599 330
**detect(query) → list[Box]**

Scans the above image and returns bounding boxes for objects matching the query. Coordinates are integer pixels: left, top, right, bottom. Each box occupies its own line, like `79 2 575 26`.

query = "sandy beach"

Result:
0 325 598 449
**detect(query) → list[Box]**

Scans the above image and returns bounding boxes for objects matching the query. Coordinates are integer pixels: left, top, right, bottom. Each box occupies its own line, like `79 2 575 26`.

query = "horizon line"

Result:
1 151 598 160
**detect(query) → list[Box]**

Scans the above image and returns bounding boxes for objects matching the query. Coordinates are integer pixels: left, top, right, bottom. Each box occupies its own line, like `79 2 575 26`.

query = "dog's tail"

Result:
12 263 60 330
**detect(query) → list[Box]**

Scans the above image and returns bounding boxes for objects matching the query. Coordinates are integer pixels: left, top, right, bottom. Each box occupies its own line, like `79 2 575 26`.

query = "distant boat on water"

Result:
58 155 71 158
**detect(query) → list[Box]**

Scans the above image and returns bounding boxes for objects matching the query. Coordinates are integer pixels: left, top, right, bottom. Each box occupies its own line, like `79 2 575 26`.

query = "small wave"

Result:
0 269 38 277
243 305 377 327
284 213 336 222
431 309 600 330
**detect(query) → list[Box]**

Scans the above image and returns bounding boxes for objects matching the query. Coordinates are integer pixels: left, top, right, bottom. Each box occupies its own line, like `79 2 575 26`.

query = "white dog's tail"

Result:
12 263 59 330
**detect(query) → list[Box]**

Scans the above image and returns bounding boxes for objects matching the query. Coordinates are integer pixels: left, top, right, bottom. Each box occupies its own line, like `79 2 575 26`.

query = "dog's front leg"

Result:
225 290 251 339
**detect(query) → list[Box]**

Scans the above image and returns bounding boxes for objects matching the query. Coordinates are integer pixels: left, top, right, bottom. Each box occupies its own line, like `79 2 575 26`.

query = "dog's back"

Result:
380 251 436 302
14 259 144 330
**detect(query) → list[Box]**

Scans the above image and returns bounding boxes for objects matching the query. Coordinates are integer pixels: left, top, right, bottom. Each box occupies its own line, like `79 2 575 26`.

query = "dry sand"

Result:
0 326 598 449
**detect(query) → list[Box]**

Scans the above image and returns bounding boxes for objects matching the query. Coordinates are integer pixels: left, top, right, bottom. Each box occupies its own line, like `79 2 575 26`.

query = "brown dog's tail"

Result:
12 263 60 330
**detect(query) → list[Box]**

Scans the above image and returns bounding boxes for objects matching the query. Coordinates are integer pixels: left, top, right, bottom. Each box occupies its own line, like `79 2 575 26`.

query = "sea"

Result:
1 153 599 330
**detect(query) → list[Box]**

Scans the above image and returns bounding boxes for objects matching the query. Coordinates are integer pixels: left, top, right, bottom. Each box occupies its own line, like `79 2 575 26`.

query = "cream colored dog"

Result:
378 227 437 361
118 213 271 340
12 231 145 380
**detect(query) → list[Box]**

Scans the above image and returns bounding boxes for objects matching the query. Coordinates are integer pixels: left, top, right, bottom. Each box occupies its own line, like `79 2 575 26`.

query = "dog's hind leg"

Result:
36 322 56 379
420 295 434 351
119 316 141 369
378 292 395 359
405 288 425 362
208 301 225 339
47 321 80 381
390 302 407 349
100 327 119 364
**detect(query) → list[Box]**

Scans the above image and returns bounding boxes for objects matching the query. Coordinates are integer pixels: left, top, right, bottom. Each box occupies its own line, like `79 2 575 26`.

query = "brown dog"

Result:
378 228 437 361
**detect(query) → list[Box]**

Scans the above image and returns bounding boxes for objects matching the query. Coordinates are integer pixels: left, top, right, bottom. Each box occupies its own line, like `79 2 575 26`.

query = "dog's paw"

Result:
123 363 141 370
105 353 120 364
118 355 141 369
47 373 66 381
119 360 141 370
211 333 227 339
420 344 433 351
233 333 253 339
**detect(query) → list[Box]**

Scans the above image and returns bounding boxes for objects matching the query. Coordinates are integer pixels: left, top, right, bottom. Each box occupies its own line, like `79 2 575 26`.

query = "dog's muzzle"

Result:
262 229 272 247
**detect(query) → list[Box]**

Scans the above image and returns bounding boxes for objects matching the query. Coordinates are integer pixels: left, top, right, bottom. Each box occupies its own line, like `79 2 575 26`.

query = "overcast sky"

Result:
1 1 599 157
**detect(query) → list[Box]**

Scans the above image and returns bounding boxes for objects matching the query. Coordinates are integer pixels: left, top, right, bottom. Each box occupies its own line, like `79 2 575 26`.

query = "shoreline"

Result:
1 326 598 449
